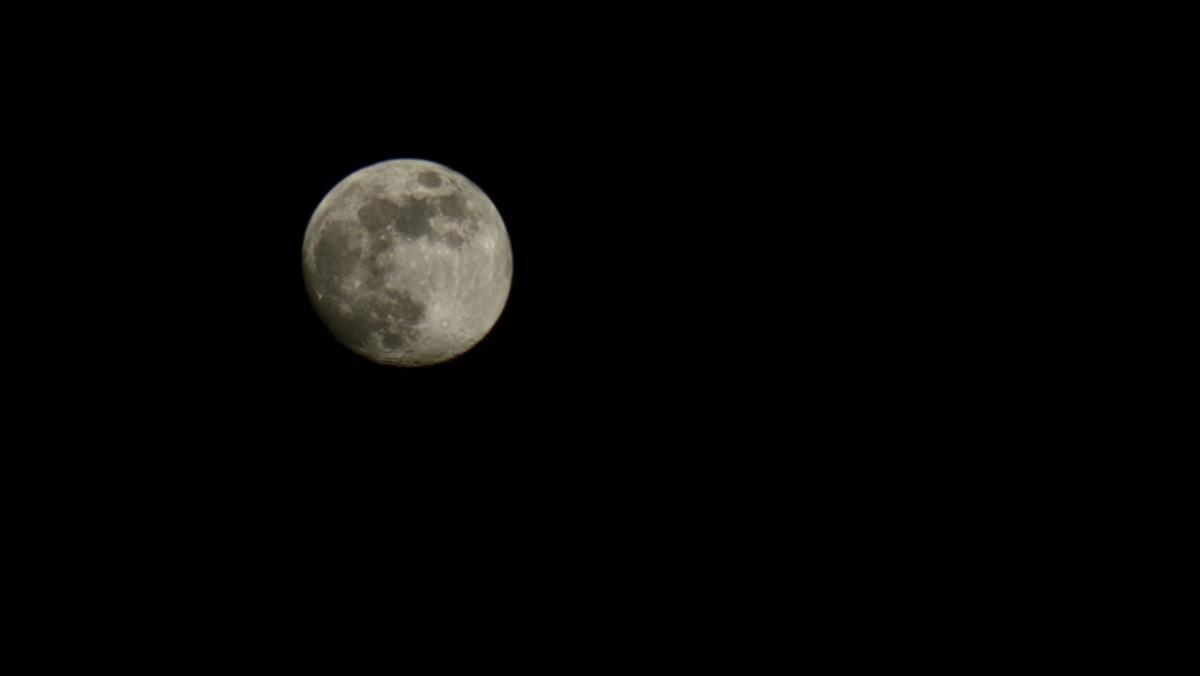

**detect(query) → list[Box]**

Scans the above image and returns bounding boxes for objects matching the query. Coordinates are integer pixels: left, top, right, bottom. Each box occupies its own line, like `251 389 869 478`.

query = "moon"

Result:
302 159 512 366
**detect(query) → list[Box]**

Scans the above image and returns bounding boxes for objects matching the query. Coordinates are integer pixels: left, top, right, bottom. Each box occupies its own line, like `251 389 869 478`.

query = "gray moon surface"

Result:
302 159 512 366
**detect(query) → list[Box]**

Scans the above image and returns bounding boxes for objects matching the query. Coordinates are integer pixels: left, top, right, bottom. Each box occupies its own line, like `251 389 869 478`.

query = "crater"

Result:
418 171 442 188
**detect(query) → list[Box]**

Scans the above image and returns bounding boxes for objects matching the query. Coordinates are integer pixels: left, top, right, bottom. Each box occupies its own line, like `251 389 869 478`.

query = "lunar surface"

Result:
302 159 512 366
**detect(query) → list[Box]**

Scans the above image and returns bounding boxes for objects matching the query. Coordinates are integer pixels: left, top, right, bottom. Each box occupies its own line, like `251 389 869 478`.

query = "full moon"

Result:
302 159 512 366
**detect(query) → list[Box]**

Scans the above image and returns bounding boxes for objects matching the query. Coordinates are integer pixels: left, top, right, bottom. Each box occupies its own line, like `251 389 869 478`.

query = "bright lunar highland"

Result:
302 159 512 366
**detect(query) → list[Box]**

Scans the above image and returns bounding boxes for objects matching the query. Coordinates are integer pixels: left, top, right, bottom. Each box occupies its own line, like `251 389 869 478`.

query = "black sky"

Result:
0 13 1096 656
8 10 1044 568
22 27 966 454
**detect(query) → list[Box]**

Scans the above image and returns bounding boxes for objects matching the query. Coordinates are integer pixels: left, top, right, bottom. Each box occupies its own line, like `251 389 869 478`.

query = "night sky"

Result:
10 14 1031 629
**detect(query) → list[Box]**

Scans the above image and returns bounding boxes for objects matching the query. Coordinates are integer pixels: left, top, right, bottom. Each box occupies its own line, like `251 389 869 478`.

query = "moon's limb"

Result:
302 159 512 366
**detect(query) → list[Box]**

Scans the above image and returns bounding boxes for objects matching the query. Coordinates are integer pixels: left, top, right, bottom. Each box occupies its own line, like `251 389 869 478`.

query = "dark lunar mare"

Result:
434 193 469 221
311 221 360 297
357 197 436 240
308 217 427 351
375 289 425 349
